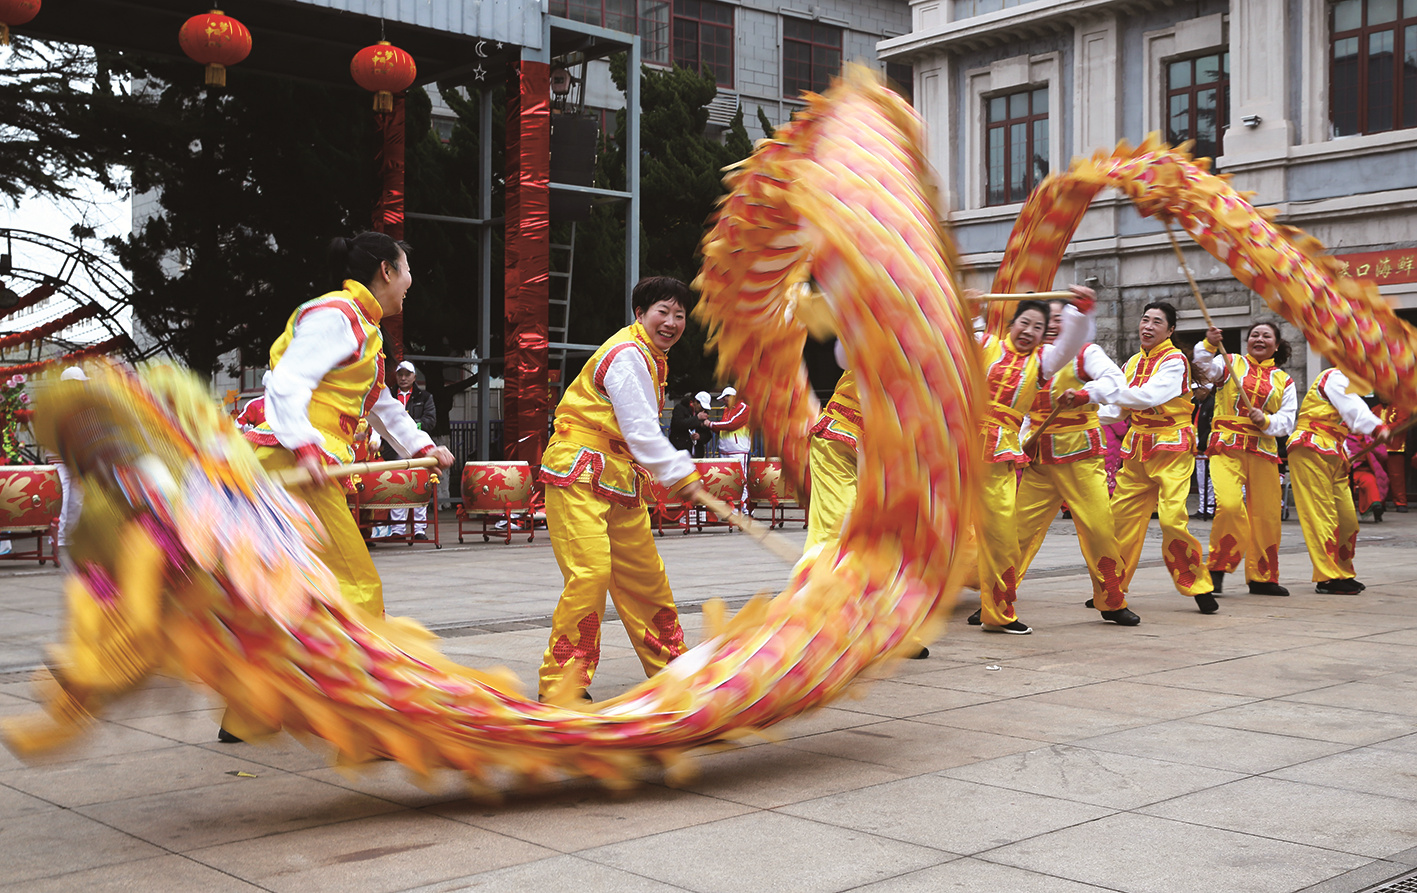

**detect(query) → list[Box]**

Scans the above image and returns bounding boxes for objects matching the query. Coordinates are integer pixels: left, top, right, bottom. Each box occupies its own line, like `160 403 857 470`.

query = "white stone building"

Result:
882 0 1417 391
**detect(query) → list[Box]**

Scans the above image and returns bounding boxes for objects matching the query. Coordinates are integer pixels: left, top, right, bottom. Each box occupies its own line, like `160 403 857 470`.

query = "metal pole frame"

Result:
477 85 493 461
625 33 641 322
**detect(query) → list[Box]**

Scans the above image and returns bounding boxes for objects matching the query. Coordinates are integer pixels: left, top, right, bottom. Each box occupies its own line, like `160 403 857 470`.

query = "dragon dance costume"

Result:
537 322 699 697
805 368 861 554
245 280 435 617
1015 342 1130 613
1098 338 1213 600
1288 368 1383 584
974 306 1090 628
1193 340 1296 588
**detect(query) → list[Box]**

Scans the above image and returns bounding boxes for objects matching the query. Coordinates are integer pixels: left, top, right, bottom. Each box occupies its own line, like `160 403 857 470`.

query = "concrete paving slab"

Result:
187 810 555 893
778 774 1113 855
579 811 951 893
987 812 1370 893
939 742 1247 810
1074 719 1352 774
1139 775 1417 859
6 854 265 892
847 857 1115 892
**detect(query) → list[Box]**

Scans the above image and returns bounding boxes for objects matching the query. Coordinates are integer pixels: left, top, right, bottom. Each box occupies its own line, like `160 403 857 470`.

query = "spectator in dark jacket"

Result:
668 393 710 459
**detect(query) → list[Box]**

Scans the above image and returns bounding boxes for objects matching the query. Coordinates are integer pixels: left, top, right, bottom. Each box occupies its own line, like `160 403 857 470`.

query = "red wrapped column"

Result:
373 93 407 365
503 60 551 464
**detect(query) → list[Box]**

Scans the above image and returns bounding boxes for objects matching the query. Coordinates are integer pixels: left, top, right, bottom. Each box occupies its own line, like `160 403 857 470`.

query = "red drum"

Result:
0 464 61 564
359 467 436 507
0 465 62 530
458 461 536 544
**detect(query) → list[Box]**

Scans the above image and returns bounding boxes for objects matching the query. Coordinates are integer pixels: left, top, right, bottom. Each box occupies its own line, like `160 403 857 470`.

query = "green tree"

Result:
563 59 755 394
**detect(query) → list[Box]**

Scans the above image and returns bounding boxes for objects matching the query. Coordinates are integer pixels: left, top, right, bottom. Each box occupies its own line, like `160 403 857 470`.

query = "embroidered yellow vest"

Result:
1209 354 1291 463
810 370 862 450
540 322 669 507
245 280 385 464
979 334 1041 463
1027 348 1104 465
1291 368 1349 457
1120 338 1195 460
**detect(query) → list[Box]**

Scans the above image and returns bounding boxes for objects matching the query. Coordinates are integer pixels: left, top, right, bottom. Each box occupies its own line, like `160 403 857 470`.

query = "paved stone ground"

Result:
1 505 1415 892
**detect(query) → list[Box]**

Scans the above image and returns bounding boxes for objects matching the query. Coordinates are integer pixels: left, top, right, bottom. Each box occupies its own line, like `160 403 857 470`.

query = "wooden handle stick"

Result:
1165 224 1256 415
691 489 802 564
273 456 440 488
1021 402 1065 454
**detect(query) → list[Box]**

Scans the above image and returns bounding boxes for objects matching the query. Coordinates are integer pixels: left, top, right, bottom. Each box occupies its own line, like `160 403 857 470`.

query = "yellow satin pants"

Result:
1289 446 1358 582
804 435 856 554
1112 449 1213 598
976 460 1024 626
1207 451 1283 583
255 446 383 616
1016 455 1128 611
538 482 686 697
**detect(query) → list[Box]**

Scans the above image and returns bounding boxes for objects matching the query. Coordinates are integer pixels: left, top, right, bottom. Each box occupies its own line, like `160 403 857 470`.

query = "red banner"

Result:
503 60 551 464
373 93 407 364
1330 248 1417 285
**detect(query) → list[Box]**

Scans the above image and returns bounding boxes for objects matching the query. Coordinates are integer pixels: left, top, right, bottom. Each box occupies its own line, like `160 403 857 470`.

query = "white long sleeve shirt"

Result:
1317 369 1383 436
599 346 695 487
1191 342 1298 438
262 306 433 460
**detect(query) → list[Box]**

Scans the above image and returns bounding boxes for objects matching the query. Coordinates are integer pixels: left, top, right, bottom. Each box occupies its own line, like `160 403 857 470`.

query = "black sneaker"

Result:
1398 505 1409 513
1195 592 1220 614
967 609 981 625
1373 503 1385 523
1248 581 1290 597
1316 578 1363 594
908 646 930 659
414 532 429 541
217 727 243 744
1084 598 1095 609
982 620 1032 635
1100 608 1141 626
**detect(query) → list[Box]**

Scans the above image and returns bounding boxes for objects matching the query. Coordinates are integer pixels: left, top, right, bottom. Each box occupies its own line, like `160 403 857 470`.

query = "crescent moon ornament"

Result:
475 39 487 58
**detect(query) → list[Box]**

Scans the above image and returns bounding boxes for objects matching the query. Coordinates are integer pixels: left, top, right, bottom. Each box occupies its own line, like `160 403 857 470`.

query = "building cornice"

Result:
879 0 1179 60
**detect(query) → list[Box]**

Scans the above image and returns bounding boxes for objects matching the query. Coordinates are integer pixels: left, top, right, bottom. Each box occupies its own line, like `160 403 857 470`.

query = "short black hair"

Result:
328 232 411 291
633 276 694 316
1142 301 1178 329
1011 300 1052 325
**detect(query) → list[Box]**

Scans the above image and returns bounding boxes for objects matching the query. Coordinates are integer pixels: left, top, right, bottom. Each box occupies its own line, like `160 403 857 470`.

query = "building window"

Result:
673 0 733 88
1166 52 1229 160
886 61 914 105
1331 0 1417 136
553 0 670 64
985 86 1048 206
783 18 842 98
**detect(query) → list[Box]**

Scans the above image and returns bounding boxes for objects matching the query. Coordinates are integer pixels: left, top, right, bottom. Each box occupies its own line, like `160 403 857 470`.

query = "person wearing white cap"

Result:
705 385 752 505
52 366 89 565
377 360 438 540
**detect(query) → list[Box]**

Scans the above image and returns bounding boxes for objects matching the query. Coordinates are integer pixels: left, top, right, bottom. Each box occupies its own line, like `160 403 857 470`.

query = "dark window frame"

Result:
551 0 671 64
782 17 842 98
984 86 1050 207
673 0 734 88
1164 51 1230 161
1329 0 1417 136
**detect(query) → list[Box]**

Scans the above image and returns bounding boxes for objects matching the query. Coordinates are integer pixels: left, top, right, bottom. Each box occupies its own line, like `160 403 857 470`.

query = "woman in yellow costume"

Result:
1062 301 1216 613
537 277 703 701
232 232 455 740
1288 367 1389 594
1192 322 1297 597
969 288 1095 634
1010 299 1140 626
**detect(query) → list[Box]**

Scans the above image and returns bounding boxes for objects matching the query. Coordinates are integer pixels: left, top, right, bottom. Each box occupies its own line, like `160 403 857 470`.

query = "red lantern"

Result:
0 0 40 46
178 9 252 87
351 41 417 113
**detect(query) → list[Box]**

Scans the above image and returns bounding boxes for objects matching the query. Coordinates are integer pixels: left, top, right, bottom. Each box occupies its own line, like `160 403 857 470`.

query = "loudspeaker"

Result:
550 114 600 222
